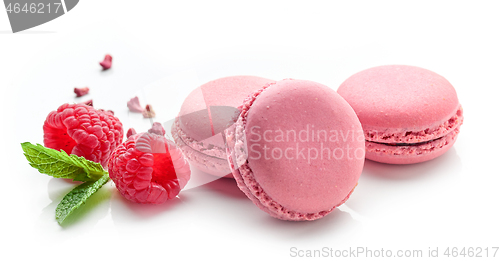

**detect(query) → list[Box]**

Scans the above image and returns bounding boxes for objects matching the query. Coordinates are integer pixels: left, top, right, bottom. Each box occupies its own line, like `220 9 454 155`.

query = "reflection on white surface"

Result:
37 178 112 232
5 1 500 258
110 188 186 224
362 147 462 180
347 147 462 218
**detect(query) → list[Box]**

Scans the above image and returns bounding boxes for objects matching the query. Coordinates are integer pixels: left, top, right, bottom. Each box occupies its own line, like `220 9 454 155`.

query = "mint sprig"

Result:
21 142 106 182
56 174 110 224
21 142 111 225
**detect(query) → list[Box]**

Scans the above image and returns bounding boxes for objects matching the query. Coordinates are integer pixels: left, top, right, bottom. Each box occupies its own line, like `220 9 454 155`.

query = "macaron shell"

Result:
174 76 274 178
228 156 354 220
201 76 274 137
178 76 273 149
227 79 365 220
337 65 460 133
177 87 213 144
172 117 226 159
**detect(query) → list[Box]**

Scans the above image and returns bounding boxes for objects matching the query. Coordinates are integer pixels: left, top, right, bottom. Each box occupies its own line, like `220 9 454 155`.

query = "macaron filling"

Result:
172 120 231 176
365 106 463 156
172 118 227 159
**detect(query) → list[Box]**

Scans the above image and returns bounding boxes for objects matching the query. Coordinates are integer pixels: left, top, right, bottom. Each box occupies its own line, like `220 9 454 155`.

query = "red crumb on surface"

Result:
99 54 113 70
97 108 114 115
80 99 93 106
74 87 89 97
127 128 137 138
148 122 165 136
127 96 144 113
142 104 156 118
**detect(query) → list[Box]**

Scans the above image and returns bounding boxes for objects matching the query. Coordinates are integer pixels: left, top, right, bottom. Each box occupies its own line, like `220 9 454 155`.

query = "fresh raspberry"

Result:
108 124 191 204
43 103 124 167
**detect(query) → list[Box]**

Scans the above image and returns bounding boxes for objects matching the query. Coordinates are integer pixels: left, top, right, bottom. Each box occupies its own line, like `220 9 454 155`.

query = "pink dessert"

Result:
225 79 365 221
337 65 464 164
171 76 274 178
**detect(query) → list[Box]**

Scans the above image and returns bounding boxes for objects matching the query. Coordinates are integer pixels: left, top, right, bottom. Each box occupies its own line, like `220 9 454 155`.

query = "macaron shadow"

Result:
185 166 247 199
188 166 360 238
250 208 360 241
202 177 248 199
184 166 238 191
362 147 462 180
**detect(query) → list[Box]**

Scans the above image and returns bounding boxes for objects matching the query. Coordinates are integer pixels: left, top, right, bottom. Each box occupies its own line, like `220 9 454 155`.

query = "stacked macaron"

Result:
337 65 463 164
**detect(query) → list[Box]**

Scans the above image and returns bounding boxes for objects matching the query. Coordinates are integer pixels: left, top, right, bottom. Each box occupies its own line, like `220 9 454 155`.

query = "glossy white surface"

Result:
1 1 499 260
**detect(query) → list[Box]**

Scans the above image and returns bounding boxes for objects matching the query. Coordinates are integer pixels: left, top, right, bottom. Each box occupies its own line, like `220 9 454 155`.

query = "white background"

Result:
1 1 499 260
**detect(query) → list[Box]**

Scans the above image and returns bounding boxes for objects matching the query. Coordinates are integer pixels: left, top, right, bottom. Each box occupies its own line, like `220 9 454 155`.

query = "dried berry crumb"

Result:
127 128 137 138
127 96 144 113
142 104 156 118
74 87 89 97
148 122 165 136
80 99 93 107
100 54 113 70
97 108 114 115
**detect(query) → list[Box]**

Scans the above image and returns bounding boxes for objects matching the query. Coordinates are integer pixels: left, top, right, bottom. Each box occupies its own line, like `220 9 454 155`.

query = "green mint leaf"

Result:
21 142 106 182
55 174 110 224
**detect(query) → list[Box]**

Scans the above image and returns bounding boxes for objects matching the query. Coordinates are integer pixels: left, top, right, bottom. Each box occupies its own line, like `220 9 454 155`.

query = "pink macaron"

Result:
225 79 365 221
337 65 464 164
172 76 273 178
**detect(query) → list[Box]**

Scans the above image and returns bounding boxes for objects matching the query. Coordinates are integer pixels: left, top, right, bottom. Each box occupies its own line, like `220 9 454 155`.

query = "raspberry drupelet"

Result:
108 123 191 204
43 103 124 167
